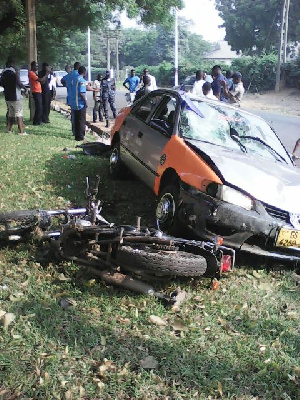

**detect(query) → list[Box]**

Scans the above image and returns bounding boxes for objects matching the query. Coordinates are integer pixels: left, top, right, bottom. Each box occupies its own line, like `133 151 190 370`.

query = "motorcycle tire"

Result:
115 245 208 277
0 210 39 238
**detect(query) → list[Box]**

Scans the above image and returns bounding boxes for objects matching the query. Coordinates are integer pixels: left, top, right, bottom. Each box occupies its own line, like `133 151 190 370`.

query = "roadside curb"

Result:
51 101 111 141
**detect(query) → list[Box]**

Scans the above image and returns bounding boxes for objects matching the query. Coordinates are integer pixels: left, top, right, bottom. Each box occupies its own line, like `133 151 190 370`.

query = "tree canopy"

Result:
215 0 300 54
0 0 183 65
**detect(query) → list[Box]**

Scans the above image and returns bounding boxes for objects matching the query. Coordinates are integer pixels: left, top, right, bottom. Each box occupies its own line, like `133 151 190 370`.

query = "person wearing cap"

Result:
222 71 245 106
92 73 103 123
101 70 116 128
192 70 206 97
123 69 140 103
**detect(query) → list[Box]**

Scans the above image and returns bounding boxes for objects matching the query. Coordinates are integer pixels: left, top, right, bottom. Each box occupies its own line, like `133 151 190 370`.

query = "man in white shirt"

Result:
92 73 103 122
202 82 218 100
192 70 205 96
222 71 245 106
141 68 157 91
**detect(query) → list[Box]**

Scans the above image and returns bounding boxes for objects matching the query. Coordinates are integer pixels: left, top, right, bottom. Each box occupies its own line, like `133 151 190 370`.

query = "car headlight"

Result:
218 185 253 210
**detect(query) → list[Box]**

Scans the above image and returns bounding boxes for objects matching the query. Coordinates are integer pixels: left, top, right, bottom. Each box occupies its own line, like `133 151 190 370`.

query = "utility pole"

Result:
283 0 290 63
87 27 91 81
275 0 290 91
174 8 179 87
25 0 37 68
116 27 120 81
105 32 111 71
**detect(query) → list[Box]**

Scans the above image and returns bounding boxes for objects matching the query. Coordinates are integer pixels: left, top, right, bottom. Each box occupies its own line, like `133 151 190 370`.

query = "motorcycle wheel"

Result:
115 245 208 277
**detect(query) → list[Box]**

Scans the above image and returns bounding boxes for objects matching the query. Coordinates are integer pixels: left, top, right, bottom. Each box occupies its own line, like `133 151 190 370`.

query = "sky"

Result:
120 0 225 42
178 0 225 42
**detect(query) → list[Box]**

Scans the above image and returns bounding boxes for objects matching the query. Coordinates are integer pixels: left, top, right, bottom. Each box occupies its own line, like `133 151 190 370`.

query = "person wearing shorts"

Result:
0 57 28 135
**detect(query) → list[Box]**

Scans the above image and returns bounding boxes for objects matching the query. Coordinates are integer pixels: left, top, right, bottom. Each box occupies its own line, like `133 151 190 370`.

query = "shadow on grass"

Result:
43 152 157 227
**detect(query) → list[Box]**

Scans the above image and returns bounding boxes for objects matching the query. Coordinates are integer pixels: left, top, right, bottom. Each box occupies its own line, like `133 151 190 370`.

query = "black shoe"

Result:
105 120 109 128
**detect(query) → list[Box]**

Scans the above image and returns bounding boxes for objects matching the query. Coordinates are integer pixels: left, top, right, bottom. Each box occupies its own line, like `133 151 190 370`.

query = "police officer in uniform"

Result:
101 70 116 127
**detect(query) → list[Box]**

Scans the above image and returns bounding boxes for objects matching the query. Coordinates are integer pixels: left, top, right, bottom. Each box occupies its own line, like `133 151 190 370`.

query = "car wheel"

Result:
110 140 125 179
156 184 180 235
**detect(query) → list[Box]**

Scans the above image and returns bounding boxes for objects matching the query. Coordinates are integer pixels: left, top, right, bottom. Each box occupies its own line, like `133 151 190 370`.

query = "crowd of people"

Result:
0 57 58 135
1 58 299 155
190 65 245 106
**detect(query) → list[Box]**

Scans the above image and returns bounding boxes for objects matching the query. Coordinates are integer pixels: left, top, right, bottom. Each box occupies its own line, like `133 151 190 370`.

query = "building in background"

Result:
204 40 241 66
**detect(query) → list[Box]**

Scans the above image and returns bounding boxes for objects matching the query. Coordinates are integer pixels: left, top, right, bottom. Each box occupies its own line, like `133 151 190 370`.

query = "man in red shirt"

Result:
28 61 48 125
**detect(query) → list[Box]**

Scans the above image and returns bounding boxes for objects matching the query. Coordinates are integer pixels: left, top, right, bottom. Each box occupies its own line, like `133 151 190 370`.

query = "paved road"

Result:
56 87 300 153
242 108 300 153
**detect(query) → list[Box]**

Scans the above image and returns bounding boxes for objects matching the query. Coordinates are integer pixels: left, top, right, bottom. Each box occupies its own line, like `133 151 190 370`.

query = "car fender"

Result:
111 107 131 144
154 135 222 195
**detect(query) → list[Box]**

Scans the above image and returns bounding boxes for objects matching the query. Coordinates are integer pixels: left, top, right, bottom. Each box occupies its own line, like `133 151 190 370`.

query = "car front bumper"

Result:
179 188 300 264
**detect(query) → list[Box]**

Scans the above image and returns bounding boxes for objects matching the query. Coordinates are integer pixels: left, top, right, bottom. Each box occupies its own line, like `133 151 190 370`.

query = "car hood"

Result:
186 139 300 214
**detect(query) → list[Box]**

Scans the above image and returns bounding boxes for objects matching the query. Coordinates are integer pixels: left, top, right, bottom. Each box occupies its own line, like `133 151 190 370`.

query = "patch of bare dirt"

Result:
242 89 300 116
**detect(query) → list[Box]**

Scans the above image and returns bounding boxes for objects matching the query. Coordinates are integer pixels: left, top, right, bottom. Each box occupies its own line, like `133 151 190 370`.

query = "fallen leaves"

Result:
0 311 16 330
149 315 167 326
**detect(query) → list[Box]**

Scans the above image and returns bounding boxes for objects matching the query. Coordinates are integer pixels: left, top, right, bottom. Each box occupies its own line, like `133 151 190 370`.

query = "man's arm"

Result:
123 78 129 90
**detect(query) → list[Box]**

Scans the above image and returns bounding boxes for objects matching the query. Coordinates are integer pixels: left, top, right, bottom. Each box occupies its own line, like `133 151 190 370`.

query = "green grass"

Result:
0 96 299 399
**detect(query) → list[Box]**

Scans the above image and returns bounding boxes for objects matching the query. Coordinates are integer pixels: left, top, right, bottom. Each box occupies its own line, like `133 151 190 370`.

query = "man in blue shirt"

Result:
69 66 92 141
123 69 139 103
61 62 80 135
211 65 227 101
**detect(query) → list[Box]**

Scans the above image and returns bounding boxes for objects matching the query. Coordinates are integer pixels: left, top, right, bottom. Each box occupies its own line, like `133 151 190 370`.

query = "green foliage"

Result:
119 19 211 69
284 56 300 89
0 0 183 67
231 54 277 92
215 0 300 55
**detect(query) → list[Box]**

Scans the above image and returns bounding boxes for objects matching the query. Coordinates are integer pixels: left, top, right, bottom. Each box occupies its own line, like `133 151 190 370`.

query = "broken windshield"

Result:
180 100 291 164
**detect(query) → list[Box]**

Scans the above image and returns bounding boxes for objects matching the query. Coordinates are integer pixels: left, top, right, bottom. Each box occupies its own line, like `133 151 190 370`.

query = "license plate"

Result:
276 228 300 247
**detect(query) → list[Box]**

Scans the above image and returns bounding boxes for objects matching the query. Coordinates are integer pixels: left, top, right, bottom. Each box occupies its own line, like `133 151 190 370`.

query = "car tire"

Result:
115 245 207 277
110 140 126 179
156 184 180 235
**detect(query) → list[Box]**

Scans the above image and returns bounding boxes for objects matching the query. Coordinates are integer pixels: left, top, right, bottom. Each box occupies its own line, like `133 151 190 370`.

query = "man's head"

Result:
42 62 50 73
143 68 149 76
212 70 219 80
195 70 204 81
226 70 233 79
97 73 102 81
6 57 15 68
212 65 222 76
74 62 81 71
202 82 212 96
65 64 71 73
31 61 38 71
130 69 135 77
105 70 110 78
78 66 86 77
232 71 242 84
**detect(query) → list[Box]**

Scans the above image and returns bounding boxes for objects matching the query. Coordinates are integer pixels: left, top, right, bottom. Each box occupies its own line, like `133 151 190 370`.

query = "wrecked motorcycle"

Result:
0 177 234 296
